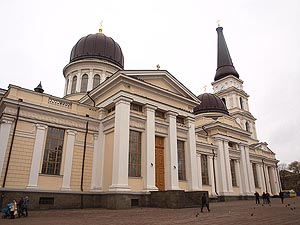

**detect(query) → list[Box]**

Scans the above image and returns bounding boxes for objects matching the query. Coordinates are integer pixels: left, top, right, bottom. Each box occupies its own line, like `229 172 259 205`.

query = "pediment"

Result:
123 70 199 102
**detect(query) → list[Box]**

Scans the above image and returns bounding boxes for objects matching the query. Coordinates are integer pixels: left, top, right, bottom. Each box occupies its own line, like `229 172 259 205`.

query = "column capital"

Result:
144 104 157 111
113 96 133 105
66 129 77 136
0 118 13 124
185 116 195 124
35 124 48 130
166 111 178 118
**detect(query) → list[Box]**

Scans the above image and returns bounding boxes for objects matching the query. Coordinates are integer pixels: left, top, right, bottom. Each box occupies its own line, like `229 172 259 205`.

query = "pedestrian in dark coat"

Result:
254 191 260 204
23 196 29 217
262 192 266 204
279 191 284 204
266 192 271 204
201 193 210 212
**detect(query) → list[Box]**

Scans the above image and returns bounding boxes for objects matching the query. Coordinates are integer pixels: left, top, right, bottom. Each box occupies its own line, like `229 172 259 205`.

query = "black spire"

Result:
34 82 44 93
214 27 239 81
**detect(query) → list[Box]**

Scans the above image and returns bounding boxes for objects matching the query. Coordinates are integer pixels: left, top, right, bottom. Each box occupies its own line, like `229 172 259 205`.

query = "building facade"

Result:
0 26 280 209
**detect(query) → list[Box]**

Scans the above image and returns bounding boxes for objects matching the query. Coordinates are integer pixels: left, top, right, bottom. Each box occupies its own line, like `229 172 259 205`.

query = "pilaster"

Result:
186 117 199 190
91 108 106 191
61 129 77 190
109 96 132 192
196 154 202 190
0 119 13 187
208 155 216 196
27 124 47 189
143 104 158 191
166 111 179 190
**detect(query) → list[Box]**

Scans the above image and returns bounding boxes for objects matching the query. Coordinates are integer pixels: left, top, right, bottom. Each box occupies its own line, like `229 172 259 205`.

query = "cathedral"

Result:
0 25 280 209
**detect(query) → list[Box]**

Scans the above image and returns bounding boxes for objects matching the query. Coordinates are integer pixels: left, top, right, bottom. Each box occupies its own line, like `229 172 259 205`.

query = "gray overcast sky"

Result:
1 0 299 165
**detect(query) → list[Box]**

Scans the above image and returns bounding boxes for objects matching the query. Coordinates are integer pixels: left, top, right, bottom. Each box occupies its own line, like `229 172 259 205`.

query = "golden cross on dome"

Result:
156 64 160 70
217 19 221 27
98 20 103 33
203 84 207 93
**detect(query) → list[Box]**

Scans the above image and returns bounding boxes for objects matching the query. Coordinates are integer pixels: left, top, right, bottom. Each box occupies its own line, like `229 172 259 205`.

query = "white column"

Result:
208 155 216 196
0 119 13 187
216 139 228 194
109 96 132 192
27 124 47 189
144 105 158 191
76 71 81 92
87 69 93 91
239 144 250 194
64 78 68 95
256 163 262 191
224 141 233 193
245 147 255 193
235 160 244 195
67 75 72 94
264 165 271 194
91 108 106 191
259 164 266 193
232 94 237 108
197 154 203 190
61 129 77 190
186 117 199 191
269 167 278 195
166 111 179 190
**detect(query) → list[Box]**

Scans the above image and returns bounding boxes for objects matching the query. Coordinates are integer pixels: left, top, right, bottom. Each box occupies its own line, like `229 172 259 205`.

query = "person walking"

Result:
262 192 266 204
266 192 271 204
23 196 29 217
279 191 284 204
17 197 24 217
201 193 210 212
254 191 260 204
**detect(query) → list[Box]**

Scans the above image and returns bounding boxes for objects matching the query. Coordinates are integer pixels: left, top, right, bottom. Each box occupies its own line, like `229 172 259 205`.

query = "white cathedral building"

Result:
0 26 280 209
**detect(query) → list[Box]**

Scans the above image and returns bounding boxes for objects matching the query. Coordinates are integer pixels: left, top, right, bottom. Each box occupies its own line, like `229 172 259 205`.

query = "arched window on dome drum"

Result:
71 76 77 94
93 74 100 88
245 121 250 132
81 74 88 92
240 97 243 109
222 97 226 106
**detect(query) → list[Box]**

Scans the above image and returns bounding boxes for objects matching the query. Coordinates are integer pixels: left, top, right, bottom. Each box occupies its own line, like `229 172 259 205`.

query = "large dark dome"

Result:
194 93 228 115
70 33 124 68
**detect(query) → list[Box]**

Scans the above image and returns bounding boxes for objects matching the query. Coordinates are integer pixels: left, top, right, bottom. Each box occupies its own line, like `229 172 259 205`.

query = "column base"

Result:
90 187 103 192
109 184 131 192
60 187 71 191
142 186 158 192
26 185 38 189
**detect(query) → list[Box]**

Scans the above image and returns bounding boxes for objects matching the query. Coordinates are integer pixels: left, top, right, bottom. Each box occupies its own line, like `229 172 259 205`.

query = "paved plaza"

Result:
2 197 300 225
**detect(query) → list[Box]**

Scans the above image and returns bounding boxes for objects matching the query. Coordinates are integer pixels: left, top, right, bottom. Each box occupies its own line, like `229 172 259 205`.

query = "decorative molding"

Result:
48 98 71 108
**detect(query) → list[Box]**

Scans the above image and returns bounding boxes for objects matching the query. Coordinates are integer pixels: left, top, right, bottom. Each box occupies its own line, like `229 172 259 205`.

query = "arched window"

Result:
71 76 77 94
240 97 243 109
81 74 88 92
245 121 250 132
93 74 100 88
222 97 226 106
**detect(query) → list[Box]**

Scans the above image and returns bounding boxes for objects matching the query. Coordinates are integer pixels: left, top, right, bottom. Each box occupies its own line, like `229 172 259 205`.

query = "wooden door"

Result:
155 136 165 191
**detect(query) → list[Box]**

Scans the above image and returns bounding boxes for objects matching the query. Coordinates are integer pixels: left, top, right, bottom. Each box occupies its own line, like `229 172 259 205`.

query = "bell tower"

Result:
212 26 258 141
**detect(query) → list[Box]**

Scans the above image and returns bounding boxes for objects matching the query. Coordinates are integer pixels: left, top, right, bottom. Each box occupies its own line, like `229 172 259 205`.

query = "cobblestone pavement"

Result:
2 197 300 225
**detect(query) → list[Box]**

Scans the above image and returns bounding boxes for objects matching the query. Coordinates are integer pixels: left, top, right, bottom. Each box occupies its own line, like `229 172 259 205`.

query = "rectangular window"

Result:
230 159 237 186
130 103 143 112
201 155 209 185
252 163 259 188
128 130 142 177
41 127 65 175
177 140 186 180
